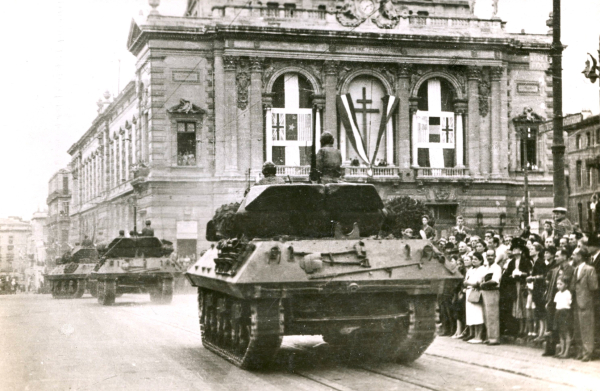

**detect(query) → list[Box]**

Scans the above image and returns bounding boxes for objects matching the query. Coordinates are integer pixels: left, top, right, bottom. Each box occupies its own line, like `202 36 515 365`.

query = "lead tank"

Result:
46 246 99 299
186 183 462 369
91 236 183 305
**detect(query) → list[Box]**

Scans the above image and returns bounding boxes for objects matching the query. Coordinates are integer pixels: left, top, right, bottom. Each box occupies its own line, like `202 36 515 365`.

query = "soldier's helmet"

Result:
262 161 277 177
320 131 334 146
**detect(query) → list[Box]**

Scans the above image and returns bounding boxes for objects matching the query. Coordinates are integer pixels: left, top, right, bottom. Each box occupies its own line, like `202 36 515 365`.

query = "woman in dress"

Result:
504 238 533 337
464 252 486 344
527 242 548 340
419 215 436 240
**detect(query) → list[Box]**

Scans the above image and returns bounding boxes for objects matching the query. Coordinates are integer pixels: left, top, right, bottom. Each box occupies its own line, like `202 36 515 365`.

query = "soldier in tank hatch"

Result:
141 220 154 237
257 161 285 185
315 131 343 184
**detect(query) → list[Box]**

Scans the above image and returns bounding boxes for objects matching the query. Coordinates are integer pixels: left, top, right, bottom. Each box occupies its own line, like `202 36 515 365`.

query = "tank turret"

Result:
187 183 462 369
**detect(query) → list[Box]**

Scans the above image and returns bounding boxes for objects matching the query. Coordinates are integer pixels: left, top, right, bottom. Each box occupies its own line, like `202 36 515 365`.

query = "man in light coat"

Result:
572 247 599 361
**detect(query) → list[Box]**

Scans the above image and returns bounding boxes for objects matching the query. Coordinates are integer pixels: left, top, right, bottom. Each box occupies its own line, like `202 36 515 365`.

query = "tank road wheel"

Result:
200 291 283 369
98 279 116 306
88 281 98 298
73 280 85 299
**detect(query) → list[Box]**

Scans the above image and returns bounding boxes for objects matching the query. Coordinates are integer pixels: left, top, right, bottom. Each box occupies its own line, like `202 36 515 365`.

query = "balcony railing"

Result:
213 6 326 21
276 165 311 176
415 168 470 178
275 165 471 179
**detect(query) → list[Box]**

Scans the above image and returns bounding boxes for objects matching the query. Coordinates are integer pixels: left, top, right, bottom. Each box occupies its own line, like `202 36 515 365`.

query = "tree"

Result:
382 196 432 238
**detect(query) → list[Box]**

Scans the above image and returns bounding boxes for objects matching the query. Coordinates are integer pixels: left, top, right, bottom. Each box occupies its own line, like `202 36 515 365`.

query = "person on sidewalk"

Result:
572 247 598 361
464 252 486 344
543 248 574 356
481 249 502 345
554 276 573 358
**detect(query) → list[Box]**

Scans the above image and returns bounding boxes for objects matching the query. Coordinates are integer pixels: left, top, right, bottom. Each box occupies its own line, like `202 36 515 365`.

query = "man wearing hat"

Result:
257 161 285 185
315 131 342 184
553 207 574 242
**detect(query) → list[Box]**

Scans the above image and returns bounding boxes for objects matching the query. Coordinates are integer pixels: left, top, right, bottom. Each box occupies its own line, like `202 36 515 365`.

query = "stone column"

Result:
249 57 264 175
323 61 338 134
467 67 481 177
454 101 468 168
263 94 273 162
490 66 504 178
223 56 238 174
410 98 419 167
213 43 226 175
312 94 326 152
397 65 411 169
236 59 251 175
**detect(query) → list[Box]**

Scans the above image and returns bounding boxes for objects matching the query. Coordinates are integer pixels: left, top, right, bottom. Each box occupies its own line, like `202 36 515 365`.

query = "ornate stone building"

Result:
46 169 72 261
70 0 557 251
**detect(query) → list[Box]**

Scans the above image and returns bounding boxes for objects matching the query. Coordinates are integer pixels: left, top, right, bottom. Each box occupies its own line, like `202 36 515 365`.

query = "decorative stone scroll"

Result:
479 79 490 117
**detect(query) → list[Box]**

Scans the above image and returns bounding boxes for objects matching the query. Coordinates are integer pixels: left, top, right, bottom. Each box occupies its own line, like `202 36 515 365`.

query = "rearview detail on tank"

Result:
91 236 183 305
186 183 462 370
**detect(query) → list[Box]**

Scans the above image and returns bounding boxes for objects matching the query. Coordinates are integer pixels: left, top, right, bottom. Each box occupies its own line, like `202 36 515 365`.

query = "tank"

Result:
91 236 183 305
186 183 462 369
45 246 99 299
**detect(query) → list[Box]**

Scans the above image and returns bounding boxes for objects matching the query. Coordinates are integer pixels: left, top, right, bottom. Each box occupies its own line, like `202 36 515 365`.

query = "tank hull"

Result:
45 263 97 299
92 256 182 305
187 238 461 369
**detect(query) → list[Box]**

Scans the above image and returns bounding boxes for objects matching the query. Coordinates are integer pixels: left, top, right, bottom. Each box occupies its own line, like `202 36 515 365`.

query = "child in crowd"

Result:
554 276 572 358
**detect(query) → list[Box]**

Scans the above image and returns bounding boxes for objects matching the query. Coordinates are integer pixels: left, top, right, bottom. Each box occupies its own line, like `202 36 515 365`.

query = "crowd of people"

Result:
415 209 599 361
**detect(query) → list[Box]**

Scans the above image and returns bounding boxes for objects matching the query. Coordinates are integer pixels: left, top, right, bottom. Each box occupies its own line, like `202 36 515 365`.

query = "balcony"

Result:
275 165 471 181
415 168 470 179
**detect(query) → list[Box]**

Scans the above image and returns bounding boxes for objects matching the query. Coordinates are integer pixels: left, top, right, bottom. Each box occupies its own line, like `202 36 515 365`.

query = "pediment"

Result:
127 19 142 51
167 99 206 115
512 107 545 123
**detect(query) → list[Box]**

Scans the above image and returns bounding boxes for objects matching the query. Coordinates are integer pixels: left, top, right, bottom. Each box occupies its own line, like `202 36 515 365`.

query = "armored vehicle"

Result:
92 236 183 305
46 246 99 299
186 183 462 369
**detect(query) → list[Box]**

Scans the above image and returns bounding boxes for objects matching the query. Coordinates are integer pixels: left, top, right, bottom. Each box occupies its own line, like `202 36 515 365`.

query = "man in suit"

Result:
572 247 599 361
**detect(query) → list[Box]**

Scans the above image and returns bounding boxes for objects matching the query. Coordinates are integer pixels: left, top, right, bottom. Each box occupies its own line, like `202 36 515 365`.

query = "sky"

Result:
0 0 598 220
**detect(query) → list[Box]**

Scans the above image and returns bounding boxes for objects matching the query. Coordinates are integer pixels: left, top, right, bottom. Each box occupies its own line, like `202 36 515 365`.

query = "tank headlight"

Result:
122 260 130 270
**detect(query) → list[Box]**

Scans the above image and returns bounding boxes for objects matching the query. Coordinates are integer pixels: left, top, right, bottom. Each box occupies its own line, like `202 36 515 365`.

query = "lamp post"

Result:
551 0 567 208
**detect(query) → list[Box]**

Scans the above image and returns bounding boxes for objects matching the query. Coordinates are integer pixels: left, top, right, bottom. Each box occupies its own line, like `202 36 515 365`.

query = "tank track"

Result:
50 279 86 299
150 278 174 304
97 279 116 305
323 295 437 363
198 289 283 369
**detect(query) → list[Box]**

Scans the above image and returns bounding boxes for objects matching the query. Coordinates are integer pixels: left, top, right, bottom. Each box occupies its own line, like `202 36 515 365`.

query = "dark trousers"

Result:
544 305 558 355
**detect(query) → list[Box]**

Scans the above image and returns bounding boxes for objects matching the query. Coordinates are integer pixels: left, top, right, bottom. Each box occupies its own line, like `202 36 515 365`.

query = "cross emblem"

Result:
356 87 380 141
272 113 284 140
442 117 454 144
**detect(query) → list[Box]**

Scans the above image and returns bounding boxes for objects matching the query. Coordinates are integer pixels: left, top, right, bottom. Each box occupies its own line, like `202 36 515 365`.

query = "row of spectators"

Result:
422 211 599 361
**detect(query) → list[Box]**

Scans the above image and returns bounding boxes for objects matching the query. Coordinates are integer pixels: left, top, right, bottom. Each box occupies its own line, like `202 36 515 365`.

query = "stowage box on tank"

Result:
91 236 183 305
45 246 99 299
186 183 462 369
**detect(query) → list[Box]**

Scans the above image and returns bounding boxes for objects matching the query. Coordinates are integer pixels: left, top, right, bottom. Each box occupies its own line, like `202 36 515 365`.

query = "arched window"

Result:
414 78 457 168
339 75 393 165
266 72 315 167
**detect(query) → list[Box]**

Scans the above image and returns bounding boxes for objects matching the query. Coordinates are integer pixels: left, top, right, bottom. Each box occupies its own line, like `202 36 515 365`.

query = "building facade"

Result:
46 169 72 262
28 211 48 292
0 217 32 277
70 0 557 251
563 113 600 232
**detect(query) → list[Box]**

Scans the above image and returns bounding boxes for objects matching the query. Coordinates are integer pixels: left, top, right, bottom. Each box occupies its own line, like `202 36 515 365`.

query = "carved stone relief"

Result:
479 79 490 117
236 72 250 110
261 59 323 92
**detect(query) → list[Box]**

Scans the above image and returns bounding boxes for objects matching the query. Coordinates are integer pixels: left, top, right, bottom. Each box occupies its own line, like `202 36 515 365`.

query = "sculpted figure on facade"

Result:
337 0 363 27
373 0 400 29
236 72 250 110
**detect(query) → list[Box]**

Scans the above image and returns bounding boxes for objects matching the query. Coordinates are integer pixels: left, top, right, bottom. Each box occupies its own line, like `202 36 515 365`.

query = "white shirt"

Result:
576 262 585 279
554 290 572 310
483 263 502 286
